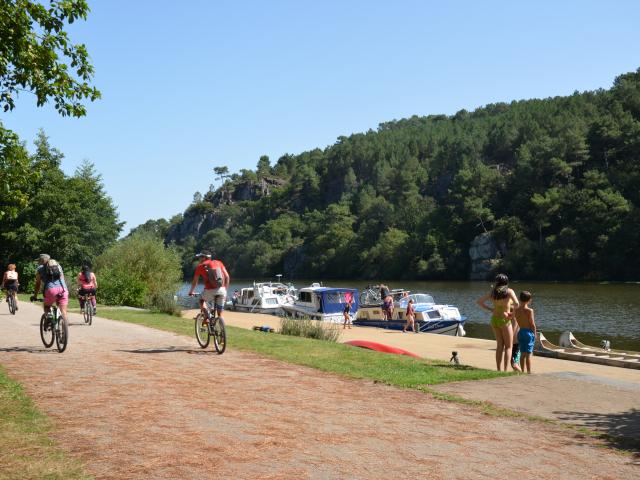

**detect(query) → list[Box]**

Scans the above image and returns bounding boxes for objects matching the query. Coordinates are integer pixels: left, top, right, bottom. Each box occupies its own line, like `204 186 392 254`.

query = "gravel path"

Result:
0 303 637 479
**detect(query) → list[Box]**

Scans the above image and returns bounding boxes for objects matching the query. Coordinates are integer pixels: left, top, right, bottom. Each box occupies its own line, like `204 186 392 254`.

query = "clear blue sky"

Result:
5 0 640 233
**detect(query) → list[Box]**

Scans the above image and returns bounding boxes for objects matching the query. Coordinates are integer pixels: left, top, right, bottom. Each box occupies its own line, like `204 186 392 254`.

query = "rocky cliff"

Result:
468 232 501 280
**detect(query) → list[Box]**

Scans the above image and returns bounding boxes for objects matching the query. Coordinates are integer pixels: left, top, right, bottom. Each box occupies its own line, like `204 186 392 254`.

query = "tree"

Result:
0 0 101 116
0 124 38 220
1 135 122 268
256 155 271 178
95 232 181 311
213 166 229 185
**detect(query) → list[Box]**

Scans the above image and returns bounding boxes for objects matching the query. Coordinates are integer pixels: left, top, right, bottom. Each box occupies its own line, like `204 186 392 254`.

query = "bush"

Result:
279 317 341 342
94 233 182 313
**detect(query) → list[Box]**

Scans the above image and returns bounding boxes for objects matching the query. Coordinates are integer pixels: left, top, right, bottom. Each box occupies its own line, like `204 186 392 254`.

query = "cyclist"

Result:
76 263 98 314
188 250 230 324
2 263 19 310
31 254 69 323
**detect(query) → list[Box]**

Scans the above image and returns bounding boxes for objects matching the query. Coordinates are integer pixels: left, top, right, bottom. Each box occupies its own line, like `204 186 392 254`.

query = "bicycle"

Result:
32 297 68 353
193 299 226 354
5 286 18 315
79 292 94 325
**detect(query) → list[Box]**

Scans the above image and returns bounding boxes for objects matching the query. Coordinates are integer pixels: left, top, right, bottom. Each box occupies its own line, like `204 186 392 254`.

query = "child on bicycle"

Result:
2 264 19 310
76 263 98 314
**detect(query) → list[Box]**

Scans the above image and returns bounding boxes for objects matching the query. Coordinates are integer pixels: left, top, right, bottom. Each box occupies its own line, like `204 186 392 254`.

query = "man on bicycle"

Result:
31 254 69 322
188 250 230 324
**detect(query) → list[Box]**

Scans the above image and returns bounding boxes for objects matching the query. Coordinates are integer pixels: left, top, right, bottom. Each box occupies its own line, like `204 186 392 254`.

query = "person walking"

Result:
403 298 417 333
476 274 520 371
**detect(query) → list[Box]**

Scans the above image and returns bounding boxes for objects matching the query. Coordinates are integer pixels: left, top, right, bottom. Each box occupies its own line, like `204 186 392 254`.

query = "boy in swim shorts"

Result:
514 291 537 374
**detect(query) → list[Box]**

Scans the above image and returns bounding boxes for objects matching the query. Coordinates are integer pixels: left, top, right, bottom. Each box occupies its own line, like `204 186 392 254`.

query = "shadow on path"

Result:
0 346 59 354
116 346 211 355
556 408 640 457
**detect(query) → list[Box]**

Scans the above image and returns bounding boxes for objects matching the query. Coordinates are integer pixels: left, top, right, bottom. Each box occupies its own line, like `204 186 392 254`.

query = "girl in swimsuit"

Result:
476 274 520 371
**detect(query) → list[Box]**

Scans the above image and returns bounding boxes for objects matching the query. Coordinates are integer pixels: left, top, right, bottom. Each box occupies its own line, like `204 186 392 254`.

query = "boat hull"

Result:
535 332 640 369
281 305 346 323
353 318 466 336
232 303 285 315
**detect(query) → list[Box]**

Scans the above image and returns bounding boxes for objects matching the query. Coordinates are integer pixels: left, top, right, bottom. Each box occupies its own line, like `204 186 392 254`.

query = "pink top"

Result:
77 271 97 290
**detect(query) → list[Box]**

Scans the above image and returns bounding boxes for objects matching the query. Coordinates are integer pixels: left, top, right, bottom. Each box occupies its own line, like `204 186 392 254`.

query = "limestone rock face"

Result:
469 232 499 280
165 211 217 244
165 176 287 245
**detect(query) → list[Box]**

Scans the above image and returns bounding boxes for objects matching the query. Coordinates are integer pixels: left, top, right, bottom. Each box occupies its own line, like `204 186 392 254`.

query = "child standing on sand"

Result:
514 291 537 374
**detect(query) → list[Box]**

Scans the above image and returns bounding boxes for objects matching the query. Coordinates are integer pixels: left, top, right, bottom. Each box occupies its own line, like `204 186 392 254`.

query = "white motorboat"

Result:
231 281 297 314
355 286 466 336
280 283 358 323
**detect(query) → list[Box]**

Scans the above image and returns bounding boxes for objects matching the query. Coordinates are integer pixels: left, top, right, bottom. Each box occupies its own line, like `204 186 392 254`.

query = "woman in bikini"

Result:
476 274 520 371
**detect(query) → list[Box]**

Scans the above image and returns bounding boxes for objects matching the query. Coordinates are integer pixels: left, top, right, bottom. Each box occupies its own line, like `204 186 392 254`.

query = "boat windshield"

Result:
398 293 435 307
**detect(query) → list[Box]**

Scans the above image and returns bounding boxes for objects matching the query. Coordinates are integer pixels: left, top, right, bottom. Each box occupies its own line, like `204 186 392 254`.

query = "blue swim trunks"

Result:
518 328 535 353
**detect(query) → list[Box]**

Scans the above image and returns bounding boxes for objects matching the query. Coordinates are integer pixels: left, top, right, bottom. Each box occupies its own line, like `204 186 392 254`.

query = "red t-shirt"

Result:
194 259 228 290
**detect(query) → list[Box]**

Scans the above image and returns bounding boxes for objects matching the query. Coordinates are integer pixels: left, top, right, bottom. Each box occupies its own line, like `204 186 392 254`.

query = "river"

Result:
179 280 640 351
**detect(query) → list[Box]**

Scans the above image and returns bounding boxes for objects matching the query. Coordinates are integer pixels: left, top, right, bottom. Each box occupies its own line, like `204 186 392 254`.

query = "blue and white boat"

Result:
354 288 466 336
281 283 359 323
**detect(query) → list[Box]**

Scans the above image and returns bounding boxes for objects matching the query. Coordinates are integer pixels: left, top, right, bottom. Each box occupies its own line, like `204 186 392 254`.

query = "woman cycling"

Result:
77 264 98 314
2 264 19 310
476 273 520 371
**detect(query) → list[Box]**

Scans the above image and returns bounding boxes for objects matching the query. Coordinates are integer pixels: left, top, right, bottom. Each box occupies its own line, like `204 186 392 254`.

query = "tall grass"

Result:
279 317 342 342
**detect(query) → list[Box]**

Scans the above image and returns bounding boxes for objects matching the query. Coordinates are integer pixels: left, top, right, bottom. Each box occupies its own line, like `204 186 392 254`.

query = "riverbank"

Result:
1 302 637 478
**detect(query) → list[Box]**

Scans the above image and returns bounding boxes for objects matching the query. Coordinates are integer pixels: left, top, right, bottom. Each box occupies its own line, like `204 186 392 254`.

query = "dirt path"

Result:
0 304 637 479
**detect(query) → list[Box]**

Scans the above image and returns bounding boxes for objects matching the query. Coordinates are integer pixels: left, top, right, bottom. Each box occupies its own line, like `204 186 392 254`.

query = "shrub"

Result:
94 233 182 313
279 317 341 342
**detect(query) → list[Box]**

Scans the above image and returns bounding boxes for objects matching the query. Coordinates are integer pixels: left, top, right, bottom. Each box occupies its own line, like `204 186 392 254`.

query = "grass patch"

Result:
0 366 91 480
93 308 506 387
279 317 342 342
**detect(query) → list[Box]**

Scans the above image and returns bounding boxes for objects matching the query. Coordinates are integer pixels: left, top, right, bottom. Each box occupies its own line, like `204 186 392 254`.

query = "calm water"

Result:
179 280 640 351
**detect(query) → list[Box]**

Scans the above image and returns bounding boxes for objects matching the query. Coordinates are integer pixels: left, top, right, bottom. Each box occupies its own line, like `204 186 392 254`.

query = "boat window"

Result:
399 293 435 307
247 291 254 299
324 291 353 304
299 291 313 303
265 298 278 305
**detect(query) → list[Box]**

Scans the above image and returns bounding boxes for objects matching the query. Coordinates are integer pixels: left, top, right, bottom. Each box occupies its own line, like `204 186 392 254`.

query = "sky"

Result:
4 0 640 233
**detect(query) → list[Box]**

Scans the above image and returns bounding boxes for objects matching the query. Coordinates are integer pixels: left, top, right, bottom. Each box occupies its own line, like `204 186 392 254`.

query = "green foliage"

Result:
0 0 100 117
1 131 122 275
279 317 342 342
146 68 640 281
0 124 45 221
95 233 182 312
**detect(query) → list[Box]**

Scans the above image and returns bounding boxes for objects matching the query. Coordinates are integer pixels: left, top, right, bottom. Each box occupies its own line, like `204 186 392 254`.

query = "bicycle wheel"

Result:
194 312 210 348
8 293 16 315
83 300 92 325
212 317 226 354
55 315 69 353
40 314 54 348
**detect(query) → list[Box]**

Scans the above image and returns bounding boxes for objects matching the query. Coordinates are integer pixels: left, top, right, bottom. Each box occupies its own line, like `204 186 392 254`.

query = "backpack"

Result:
45 260 62 281
204 262 223 288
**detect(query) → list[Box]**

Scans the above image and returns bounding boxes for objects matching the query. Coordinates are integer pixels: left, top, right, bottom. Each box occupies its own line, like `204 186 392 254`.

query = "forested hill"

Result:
140 68 640 281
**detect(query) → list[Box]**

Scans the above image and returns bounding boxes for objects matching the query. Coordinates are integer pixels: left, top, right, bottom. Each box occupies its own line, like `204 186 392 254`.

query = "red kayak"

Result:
344 340 421 358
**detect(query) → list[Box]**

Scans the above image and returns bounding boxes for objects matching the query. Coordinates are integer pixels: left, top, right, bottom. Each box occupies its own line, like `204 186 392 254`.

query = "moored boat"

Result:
281 283 358 323
232 281 297 314
354 286 466 336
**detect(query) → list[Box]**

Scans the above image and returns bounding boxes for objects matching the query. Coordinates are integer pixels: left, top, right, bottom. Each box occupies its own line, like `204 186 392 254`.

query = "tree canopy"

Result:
152 68 640 281
0 0 101 117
